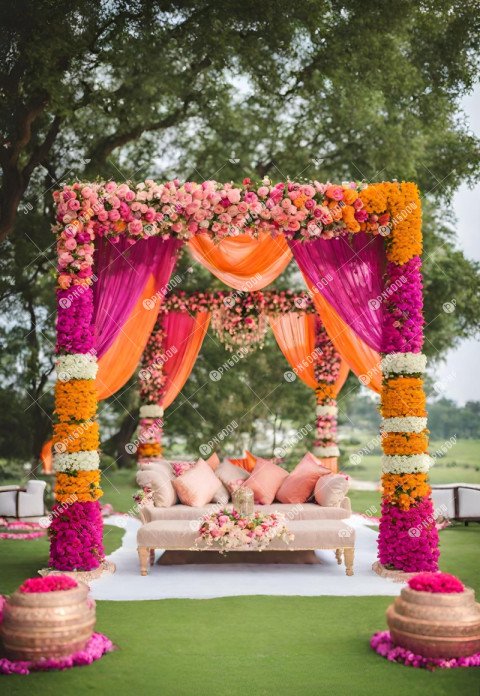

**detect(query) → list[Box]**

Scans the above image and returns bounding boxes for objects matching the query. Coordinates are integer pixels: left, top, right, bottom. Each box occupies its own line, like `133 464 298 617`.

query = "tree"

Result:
1 0 480 463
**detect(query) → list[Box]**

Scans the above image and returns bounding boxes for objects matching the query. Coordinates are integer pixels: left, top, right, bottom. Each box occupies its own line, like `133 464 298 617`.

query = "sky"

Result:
434 85 480 404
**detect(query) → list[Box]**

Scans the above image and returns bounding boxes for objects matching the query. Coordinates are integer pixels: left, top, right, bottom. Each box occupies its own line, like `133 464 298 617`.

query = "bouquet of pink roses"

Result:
195 508 294 552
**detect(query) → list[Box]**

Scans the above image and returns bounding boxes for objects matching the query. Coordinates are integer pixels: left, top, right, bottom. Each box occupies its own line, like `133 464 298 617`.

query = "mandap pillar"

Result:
312 317 341 473
372 183 439 572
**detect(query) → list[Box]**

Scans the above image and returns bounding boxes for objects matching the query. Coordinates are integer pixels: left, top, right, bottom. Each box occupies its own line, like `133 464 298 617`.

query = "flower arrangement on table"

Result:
407 572 464 593
195 508 294 552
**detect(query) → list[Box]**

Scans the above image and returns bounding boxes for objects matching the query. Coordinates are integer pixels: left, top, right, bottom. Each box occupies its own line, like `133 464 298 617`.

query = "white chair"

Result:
0 480 46 518
431 484 480 523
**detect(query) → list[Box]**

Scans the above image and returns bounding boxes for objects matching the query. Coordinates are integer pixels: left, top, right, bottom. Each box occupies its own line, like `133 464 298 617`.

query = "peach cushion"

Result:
244 460 289 505
173 459 222 507
136 468 177 507
276 454 331 504
206 452 221 470
314 474 350 507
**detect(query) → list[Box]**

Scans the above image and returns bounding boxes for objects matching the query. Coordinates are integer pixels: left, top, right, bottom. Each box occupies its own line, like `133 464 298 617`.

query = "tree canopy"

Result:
1 0 479 464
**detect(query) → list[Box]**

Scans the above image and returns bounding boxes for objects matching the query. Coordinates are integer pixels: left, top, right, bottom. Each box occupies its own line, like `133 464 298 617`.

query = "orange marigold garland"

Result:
54 380 98 422
55 470 103 503
137 443 162 458
52 420 99 453
381 473 431 510
381 376 426 418
382 430 429 455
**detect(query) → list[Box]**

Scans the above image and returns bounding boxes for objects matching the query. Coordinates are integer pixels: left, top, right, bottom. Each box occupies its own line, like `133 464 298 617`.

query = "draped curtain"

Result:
188 232 292 290
159 311 211 409
289 233 385 352
93 236 181 357
95 275 161 400
269 313 349 395
305 278 382 393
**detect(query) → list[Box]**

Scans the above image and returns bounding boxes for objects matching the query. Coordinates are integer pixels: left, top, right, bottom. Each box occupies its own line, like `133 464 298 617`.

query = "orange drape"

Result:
268 313 349 395
96 275 161 400
188 232 292 290
305 279 382 393
162 312 211 409
40 439 53 474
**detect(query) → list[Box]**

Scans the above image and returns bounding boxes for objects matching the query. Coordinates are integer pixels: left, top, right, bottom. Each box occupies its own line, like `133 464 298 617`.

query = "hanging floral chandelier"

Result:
211 291 267 353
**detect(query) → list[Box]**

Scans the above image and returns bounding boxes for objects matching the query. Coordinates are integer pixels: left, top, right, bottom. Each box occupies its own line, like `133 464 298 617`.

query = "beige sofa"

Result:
136 497 354 576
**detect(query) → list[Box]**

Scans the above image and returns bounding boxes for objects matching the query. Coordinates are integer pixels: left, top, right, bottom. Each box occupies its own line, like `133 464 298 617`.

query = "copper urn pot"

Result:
0 581 95 661
387 586 480 658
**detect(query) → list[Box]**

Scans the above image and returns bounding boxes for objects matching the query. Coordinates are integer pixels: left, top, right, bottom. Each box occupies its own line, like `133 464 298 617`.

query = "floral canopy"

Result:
48 178 437 577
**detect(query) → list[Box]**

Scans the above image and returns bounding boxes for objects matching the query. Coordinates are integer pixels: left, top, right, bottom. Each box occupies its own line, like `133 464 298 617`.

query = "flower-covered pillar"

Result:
361 183 439 573
313 317 341 470
50 203 104 572
137 315 166 465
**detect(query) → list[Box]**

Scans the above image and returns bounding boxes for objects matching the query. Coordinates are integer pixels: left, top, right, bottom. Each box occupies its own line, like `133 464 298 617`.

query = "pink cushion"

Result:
172 459 222 507
276 454 331 504
244 460 289 505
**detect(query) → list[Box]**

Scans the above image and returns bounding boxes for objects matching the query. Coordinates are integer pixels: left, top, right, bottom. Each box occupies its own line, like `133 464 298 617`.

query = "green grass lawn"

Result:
1 471 479 695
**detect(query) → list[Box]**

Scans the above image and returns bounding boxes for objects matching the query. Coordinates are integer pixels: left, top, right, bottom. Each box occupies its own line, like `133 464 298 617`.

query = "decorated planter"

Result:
386 579 480 659
1 578 95 661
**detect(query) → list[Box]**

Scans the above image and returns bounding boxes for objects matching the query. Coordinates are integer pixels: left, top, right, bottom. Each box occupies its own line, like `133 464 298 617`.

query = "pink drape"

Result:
188 232 292 290
290 233 385 351
93 236 181 357
269 313 349 395
159 311 211 409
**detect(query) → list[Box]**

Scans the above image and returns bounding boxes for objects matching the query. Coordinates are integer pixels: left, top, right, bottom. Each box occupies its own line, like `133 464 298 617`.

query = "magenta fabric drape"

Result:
289 233 386 352
92 237 181 357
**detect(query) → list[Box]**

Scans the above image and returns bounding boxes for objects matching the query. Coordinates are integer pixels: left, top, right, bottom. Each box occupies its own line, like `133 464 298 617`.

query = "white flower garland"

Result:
381 417 428 433
55 353 98 381
53 450 100 472
139 404 164 418
381 454 432 474
312 445 340 458
315 404 338 417
381 352 427 376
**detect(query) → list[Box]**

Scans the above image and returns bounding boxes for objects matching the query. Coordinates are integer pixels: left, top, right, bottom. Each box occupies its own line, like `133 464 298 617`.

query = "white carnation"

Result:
139 404 164 418
316 405 338 417
381 352 427 376
53 450 100 472
381 454 432 474
312 445 340 457
381 417 428 433
56 353 98 381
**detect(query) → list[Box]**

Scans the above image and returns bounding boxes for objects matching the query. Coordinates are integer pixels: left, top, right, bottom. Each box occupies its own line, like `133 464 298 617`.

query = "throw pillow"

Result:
228 456 249 471
276 455 331 504
212 482 230 505
244 459 289 505
206 452 221 470
314 473 349 507
173 458 223 507
216 460 250 490
136 468 177 507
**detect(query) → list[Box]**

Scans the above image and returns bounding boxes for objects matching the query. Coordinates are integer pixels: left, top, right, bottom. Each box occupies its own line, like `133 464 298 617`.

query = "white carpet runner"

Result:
90 515 403 600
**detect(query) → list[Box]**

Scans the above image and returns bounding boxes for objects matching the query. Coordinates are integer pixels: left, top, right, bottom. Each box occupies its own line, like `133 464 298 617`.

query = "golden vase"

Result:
0 581 95 661
386 586 480 658
232 486 254 517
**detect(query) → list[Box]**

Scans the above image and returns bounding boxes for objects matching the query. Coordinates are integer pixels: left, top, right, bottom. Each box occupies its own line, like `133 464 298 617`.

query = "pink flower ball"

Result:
64 238 77 251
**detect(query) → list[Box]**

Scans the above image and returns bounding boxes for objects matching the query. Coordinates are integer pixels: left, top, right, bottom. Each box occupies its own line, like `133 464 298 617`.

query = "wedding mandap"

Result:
45 177 438 578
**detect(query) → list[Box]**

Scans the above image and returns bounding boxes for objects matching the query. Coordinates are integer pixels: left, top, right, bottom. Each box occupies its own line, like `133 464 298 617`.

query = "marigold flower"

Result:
54 470 102 502
54 379 97 422
381 472 430 510
381 376 426 418
382 430 429 455
53 421 99 453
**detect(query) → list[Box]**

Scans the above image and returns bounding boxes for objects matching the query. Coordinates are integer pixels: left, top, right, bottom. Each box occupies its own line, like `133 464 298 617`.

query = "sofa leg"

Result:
149 548 155 566
344 547 354 576
335 548 343 565
138 546 149 576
